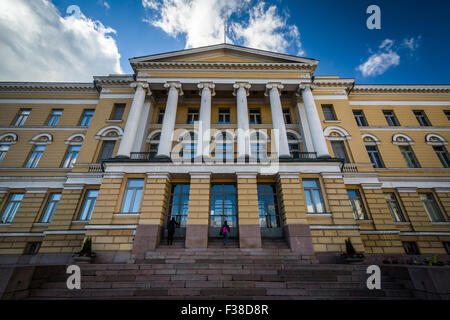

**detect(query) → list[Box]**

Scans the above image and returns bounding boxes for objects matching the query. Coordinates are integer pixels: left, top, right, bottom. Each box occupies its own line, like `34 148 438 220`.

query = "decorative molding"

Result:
392 133 414 146
0 132 18 145
349 100 450 106
400 231 450 236
65 133 85 145
30 133 53 145
324 125 352 141
306 213 332 218
425 133 448 146
360 126 450 132
360 230 400 235
164 81 183 96
95 125 124 140
84 224 137 230
0 99 99 105
44 230 86 235
197 82 216 96
351 85 450 95
233 82 251 96
0 232 44 237
309 225 360 230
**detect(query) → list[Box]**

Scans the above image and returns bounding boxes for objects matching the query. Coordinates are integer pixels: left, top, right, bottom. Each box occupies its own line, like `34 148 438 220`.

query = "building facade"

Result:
0 44 449 263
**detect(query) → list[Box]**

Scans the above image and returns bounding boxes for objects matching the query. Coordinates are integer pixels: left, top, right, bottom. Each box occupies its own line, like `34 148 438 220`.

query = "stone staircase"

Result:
21 247 415 300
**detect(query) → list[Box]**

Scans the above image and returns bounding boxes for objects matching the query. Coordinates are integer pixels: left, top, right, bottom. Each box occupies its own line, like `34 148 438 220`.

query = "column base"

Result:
185 225 208 248
239 225 262 248
132 225 161 254
283 224 315 255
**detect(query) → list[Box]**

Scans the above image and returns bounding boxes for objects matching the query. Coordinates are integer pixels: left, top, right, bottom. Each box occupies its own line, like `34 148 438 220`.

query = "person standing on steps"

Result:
220 220 230 247
167 217 179 245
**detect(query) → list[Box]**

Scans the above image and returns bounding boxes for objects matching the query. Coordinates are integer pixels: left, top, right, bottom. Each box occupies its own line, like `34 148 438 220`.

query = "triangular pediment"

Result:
130 43 317 65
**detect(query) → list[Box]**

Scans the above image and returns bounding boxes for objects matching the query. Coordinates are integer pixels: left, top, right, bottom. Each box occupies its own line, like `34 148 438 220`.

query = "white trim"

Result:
360 230 399 235
323 125 351 140
0 176 66 189
392 133 414 145
0 99 98 104
0 133 18 145
30 133 53 145
321 172 343 179
309 225 360 230
65 133 85 145
0 232 44 237
100 93 134 99
361 133 381 145
146 172 170 179
349 100 450 106
146 130 162 142
25 187 48 194
360 126 450 132
313 95 348 100
361 183 383 190
236 172 258 179
425 133 448 146
113 213 140 218
306 213 332 217
44 230 85 235
0 126 87 131
85 224 137 230
189 172 212 179
95 125 124 140
400 231 450 236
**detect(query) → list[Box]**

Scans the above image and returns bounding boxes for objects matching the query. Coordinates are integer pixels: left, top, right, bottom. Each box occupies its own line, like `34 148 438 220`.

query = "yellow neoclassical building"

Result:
0 44 449 264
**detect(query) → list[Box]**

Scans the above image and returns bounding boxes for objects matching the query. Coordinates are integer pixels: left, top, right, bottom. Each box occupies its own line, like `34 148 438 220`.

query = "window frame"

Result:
347 188 369 220
13 109 31 127
186 108 199 124
399 145 421 168
322 104 337 121
283 108 292 124
383 110 400 126
249 108 262 125
209 183 238 228
25 145 46 168
444 110 450 121
62 145 81 168
331 141 350 163
403 241 420 255
218 108 231 124
0 144 11 165
353 110 368 126
110 104 126 121
257 184 281 228
433 146 450 168
419 192 446 222
47 109 63 126
77 189 99 221
97 140 116 163
166 184 190 228
302 178 326 214
157 108 165 124
120 179 144 214
365 145 385 168
413 110 431 126
80 109 94 126
384 191 407 222
40 193 62 223
1 193 24 224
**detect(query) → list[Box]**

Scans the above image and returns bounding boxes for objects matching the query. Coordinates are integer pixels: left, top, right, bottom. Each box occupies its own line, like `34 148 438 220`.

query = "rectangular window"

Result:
157 109 165 124
80 109 94 126
283 108 292 124
24 242 41 255
47 109 63 126
420 193 446 222
110 104 125 120
13 109 31 126
209 184 237 228
433 146 450 168
121 179 144 213
384 192 406 222
322 105 336 121
249 108 262 124
1 193 24 223
78 189 98 221
187 108 199 124
218 108 230 124
97 141 115 162
0 145 10 165
366 145 385 168
331 141 349 163
62 145 81 168
302 179 325 213
347 189 368 220
399 146 420 168
167 184 190 227
215 133 233 160
353 110 368 126
383 110 400 126
25 145 45 168
445 110 450 121
403 242 420 255
413 110 431 126
40 193 61 223
257 184 281 228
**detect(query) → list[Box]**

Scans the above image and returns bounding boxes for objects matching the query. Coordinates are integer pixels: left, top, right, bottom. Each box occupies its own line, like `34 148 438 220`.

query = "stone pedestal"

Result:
132 225 162 254
283 224 315 255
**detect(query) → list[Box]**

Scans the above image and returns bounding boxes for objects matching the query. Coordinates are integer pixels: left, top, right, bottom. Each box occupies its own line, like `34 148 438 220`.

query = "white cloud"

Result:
142 0 304 55
402 36 421 51
357 39 400 77
103 1 111 10
0 0 123 82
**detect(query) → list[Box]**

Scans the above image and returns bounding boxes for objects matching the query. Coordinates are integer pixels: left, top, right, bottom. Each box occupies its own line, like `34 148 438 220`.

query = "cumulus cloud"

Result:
103 1 111 10
0 0 123 82
142 0 304 55
357 36 421 77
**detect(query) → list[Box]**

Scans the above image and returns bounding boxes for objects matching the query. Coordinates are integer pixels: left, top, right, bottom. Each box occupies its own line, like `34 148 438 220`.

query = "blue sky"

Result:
1 0 449 84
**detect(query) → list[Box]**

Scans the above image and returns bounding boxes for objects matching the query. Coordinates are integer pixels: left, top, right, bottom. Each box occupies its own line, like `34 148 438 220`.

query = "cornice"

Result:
131 61 315 72
351 85 450 95
0 82 96 93
313 78 355 91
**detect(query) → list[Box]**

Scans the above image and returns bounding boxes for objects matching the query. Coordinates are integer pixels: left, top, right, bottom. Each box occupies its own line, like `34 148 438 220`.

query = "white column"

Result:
265 83 290 158
298 84 330 158
157 82 183 158
117 82 149 158
132 98 154 153
295 100 314 153
196 82 215 159
233 82 251 159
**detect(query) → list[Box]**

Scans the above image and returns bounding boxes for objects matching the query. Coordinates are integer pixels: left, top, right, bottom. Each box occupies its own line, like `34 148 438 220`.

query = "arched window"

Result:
146 131 161 158
62 134 85 168
250 130 268 160
214 130 234 161
0 133 18 165
95 126 123 162
180 131 197 161
287 131 302 158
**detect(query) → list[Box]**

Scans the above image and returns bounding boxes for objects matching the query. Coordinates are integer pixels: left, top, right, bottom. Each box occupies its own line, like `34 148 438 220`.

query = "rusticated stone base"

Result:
132 225 161 254
185 225 208 248
283 224 315 255
239 225 262 249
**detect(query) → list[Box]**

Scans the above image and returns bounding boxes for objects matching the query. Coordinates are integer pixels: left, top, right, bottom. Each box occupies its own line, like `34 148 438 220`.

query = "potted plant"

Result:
341 238 365 264
73 237 96 264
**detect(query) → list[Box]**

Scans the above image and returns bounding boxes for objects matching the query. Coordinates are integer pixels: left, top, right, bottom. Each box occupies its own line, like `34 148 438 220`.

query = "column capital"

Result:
297 83 316 95
233 82 251 96
164 81 184 96
197 82 216 96
130 82 151 94
265 82 284 96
